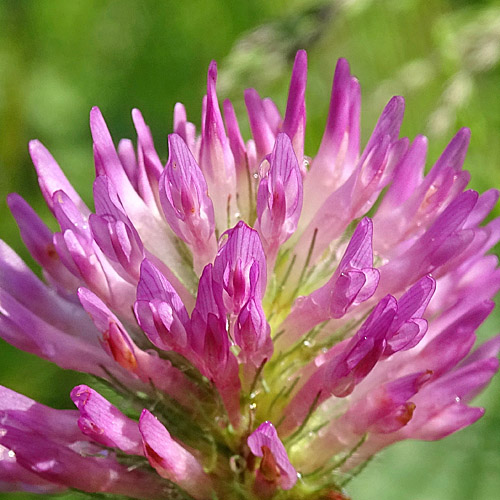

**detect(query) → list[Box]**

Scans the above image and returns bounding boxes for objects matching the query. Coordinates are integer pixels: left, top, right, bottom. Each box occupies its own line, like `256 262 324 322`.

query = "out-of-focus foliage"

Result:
0 1 499 499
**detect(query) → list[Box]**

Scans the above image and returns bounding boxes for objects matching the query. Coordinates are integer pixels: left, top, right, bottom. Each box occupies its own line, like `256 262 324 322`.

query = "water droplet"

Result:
303 156 312 171
230 455 246 474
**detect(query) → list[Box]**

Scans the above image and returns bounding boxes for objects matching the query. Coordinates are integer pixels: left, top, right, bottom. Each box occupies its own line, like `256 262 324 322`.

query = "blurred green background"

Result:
1 0 500 498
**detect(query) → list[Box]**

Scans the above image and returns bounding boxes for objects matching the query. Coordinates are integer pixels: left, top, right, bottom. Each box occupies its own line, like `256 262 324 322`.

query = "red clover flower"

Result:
1 51 499 499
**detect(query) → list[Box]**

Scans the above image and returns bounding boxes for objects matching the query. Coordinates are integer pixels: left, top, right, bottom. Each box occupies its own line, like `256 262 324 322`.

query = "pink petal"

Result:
139 410 210 498
71 385 142 454
247 421 297 490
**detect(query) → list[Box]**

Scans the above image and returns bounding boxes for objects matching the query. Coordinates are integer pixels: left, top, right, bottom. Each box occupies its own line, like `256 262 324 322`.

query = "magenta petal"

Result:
417 300 493 376
0 240 89 335
344 371 431 435
90 107 178 266
429 127 470 179
363 96 405 158
131 108 163 181
223 99 247 173
139 410 210 498
340 218 375 268
91 175 145 280
244 88 276 160
325 295 397 397
60 229 111 300
384 275 436 356
71 385 143 454
79 286 195 405
0 386 86 495
379 189 479 293
418 190 478 252
0 386 82 442
385 318 428 355
282 50 307 162
201 313 229 370
0 425 165 499
281 218 379 346
461 334 500 368
7 193 80 292
135 259 190 351
234 296 273 369
0 387 163 497
247 421 297 490
404 357 498 441
374 130 472 256
213 221 267 313
262 98 282 135
190 263 241 424
381 135 428 208
29 140 90 216
256 133 303 260
78 287 139 370
0 287 111 376
465 189 500 228
409 404 484 441
323 217 380 312
160 134 216 270
117 138 139 189
190 263 224 331
394 275 435 323
91 107 136 199
281 295 397 435
223 98 255 220
309 58 360 193
90 214 144 281
298 132 396 265
0 460 65 495
199 61 237 231
173 102 197 152
433 357 499 405
93 175 132 224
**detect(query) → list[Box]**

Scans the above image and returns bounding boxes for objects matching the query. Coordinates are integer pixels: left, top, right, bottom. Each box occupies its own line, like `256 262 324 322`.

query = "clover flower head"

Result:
1 50 499 499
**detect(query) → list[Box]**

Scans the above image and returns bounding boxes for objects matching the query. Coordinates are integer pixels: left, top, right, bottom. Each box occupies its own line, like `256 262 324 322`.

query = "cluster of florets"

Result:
0 51 499 499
